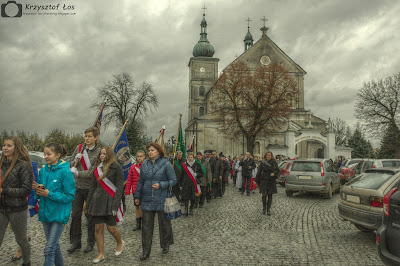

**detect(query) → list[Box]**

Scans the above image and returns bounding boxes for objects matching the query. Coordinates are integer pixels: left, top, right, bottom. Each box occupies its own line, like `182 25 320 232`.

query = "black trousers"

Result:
198 186 207 206
142 210 173 256
69 188 95 246
221 181 227 197
241 176 252 194
212 182 221 198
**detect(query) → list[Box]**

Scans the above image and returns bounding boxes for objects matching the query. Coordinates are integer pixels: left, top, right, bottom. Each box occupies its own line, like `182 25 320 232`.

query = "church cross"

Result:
261 16 268 27
202 5 207 14
246 17 252 28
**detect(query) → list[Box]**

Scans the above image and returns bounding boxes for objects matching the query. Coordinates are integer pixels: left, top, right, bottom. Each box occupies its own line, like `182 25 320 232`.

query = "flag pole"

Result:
172 114 182 167
113 119 129 149
93 99 107 128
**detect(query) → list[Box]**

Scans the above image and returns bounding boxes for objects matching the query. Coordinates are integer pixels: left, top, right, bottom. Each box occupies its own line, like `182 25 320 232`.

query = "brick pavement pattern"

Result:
0 185 382 265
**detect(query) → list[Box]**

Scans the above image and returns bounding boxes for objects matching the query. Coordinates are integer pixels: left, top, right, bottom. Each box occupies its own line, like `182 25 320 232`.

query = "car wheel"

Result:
325 184 333 199
280 182 285 187
286 190 293 197
354 224 374 232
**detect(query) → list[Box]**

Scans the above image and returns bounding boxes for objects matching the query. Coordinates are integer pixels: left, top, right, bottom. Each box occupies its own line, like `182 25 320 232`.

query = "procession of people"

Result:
0 125 281 265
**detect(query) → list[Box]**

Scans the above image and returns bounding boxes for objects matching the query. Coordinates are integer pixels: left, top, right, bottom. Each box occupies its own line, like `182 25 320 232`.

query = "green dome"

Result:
193 41 215 57
244 29 253 41
192 13 215 57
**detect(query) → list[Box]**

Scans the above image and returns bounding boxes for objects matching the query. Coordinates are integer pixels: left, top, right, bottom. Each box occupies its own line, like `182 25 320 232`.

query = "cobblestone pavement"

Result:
1 184 383 266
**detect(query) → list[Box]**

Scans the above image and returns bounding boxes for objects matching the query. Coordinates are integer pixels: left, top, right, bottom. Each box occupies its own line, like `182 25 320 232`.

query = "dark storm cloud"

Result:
1 0 399 146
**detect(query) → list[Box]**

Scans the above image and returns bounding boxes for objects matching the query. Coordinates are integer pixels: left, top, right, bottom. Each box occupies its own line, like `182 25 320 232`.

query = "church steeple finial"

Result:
244 17 253 52
260 16 269 37
192 6 215 57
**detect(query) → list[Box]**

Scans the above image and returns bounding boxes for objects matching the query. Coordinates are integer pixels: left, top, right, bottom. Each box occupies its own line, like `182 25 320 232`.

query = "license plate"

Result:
346 195 360 204
298 175 312 180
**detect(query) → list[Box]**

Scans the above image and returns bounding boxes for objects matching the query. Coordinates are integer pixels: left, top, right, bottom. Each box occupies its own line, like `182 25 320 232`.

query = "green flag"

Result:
176 119 186 158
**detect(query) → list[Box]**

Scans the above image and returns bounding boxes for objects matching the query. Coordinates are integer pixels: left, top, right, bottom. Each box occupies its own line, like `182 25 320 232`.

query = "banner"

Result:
113 124 132 183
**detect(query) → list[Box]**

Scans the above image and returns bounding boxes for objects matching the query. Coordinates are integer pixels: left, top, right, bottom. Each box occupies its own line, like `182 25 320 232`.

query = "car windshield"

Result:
347 171 395 190
30 154 46 166
291 162 321 172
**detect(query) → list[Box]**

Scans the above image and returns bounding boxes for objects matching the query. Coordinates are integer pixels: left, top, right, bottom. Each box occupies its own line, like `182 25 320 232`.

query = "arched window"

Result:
199 106 205 116
255 142 260 155
199 86 205 97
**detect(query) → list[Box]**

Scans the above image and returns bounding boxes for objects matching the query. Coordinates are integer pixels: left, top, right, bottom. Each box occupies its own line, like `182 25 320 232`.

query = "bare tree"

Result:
355 73 400 135
210 62 298 154
91 73 159 129
330 117 352 146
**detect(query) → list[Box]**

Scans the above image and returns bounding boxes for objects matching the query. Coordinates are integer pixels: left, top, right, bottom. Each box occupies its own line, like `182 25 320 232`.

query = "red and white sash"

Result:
182 162 201 196
78 144 91 171
94 164 124 225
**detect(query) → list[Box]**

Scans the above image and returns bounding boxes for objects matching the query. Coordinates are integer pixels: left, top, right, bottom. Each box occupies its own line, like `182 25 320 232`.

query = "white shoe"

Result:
115 240 124 256
92 256 104 263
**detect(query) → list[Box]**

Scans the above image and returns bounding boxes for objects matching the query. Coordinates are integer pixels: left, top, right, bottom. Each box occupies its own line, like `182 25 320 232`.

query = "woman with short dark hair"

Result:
255 151 279 216
134 142 176 261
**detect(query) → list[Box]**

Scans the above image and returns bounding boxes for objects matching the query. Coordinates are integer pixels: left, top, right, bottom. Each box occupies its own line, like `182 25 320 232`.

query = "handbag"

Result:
164 188 182 220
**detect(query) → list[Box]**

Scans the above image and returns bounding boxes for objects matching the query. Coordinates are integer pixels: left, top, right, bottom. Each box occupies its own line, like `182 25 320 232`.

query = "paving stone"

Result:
0 184 383 265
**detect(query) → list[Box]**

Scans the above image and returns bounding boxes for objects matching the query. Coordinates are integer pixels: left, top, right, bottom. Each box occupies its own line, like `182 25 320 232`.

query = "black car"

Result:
376 183 400 265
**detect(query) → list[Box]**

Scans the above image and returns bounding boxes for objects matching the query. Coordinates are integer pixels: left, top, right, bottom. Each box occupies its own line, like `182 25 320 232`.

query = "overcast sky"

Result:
1 0 399 147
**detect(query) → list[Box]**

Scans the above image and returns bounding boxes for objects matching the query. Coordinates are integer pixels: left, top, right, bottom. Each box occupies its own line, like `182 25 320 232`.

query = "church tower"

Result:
244 18 253 51
188 11 219 125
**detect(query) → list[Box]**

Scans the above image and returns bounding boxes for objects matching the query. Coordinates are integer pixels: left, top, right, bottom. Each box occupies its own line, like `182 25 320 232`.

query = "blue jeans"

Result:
42 222 64 266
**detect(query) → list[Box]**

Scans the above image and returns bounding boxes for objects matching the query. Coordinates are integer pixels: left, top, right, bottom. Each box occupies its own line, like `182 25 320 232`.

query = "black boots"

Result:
262 196 267 215
184 204 189 217
67 242 81 253
133 218 142 231
189 206 194 216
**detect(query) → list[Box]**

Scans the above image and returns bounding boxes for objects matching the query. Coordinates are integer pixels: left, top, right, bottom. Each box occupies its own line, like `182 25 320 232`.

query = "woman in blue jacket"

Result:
134 142 176 261
33 143 75 266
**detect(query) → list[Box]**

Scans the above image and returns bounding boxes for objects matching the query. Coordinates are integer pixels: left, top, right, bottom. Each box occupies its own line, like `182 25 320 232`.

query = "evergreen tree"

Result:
379 123 400 158
348 127 372 158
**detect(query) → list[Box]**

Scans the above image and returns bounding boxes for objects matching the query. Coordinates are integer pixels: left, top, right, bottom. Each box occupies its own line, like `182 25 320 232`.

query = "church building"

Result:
185 12 351 159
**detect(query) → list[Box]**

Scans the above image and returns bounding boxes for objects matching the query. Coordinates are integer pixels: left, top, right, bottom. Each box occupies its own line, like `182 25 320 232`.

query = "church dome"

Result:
193 41 215 57
192 13 215 57
244 29 253 41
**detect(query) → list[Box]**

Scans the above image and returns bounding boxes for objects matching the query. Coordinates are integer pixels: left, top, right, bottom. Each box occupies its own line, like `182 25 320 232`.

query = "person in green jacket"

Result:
33 143 75 266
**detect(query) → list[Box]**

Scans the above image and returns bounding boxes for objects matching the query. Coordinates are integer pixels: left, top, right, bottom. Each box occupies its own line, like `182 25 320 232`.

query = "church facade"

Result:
185 13 351 159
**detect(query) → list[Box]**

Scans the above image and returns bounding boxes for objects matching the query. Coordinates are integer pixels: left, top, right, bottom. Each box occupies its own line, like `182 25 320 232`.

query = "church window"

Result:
199 106 205 116
255 142 260 155
199 86 205 97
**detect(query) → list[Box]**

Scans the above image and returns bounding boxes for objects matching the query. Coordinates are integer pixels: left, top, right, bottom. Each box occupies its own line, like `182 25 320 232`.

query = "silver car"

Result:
285 158 340 198
338 168 400 232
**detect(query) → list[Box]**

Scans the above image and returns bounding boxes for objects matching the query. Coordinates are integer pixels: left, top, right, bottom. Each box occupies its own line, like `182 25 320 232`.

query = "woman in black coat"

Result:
255 151 280 216
86 146 124 263
179 153 203 216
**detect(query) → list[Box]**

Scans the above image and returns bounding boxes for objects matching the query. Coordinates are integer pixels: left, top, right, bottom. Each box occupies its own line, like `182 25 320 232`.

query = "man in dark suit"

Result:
239 152 256 196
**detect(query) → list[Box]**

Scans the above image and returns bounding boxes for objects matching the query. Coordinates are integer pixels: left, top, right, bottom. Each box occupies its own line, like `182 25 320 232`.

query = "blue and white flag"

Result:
113 129 132 183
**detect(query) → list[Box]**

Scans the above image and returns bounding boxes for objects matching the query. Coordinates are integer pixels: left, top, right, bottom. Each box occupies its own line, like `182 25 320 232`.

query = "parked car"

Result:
276 160 292 187
29 151 46 170
338 158 364 185
285 158 340 198
338 168 400 232
376 183 400 265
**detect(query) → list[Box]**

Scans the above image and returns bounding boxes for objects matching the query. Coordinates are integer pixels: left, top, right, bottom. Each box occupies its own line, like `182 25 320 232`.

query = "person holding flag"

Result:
179 152 203 216
68 127 101 254
86 146 124 263
195 152 211 208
